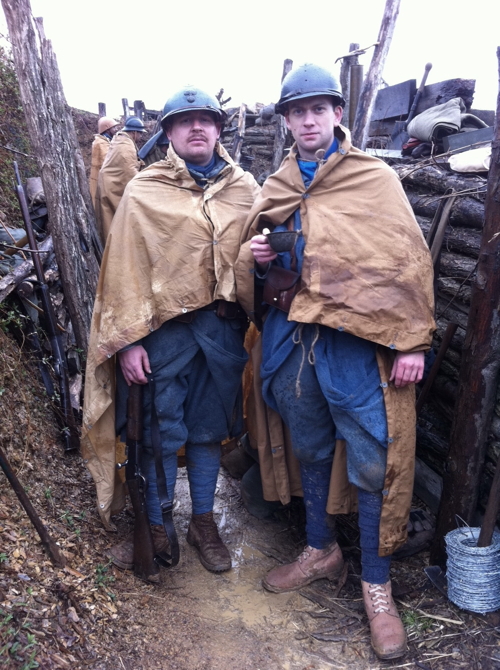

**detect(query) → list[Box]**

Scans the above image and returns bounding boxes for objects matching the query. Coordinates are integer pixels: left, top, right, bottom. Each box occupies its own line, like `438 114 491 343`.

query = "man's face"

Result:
285 95 343 161
109 124 120 137
166 110 220 166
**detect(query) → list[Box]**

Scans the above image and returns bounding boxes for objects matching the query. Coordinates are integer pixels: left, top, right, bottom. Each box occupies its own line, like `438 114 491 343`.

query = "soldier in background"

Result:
138 130 169 167
89 117 120 206
94 116 146 243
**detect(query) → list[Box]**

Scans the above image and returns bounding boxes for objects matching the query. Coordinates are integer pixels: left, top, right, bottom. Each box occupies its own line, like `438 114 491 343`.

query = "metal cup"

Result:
266 231 299 253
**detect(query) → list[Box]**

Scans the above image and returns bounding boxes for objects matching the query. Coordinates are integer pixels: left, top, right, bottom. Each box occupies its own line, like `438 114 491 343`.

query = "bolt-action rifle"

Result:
13 162 79 452
119 383 160 582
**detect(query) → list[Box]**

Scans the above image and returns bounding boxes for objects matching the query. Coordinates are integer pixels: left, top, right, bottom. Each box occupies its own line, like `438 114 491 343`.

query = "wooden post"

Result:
349 63 363 131
133 100 145 121
98 102 106 117
339 43 359 129
230 103 247 165
351 0 401 149
430 47 500 566
122 97 129 118
1 2 101 353
271 58 293 174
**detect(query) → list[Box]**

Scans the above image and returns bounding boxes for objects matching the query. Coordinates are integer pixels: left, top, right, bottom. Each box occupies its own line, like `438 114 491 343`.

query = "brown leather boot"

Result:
262 543 344 593
186 511 231 573
362 580 407 660
108 524 170 571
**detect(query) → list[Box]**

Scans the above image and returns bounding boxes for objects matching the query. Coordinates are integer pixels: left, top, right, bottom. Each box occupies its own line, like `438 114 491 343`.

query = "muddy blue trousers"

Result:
261 315 392 583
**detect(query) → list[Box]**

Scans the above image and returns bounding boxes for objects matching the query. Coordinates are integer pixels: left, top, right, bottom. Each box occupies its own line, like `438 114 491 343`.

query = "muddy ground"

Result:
2 328 500 670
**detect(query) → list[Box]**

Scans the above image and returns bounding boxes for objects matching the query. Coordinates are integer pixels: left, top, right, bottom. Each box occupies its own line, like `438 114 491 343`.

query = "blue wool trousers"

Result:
116 312 248 524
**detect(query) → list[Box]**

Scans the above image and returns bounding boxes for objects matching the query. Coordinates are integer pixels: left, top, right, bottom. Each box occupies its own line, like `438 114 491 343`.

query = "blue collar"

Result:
185 153 228 187
297 138 339 187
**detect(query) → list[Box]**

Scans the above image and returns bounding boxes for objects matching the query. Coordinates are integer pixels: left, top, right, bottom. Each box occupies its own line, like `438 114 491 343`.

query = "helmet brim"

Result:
276 91 345 116
161 106 227 128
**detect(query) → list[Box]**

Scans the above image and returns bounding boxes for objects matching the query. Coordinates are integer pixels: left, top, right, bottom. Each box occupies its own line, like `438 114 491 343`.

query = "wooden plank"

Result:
339 42 359 129
415 78 476 114
371 79 416 121
414 457 443 514
443 126 494 153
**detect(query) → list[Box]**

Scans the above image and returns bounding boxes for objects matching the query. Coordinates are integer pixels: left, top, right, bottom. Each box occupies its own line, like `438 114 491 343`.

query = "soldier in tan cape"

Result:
235 64 435 661
82 87 260 575
94 116 146 243
89 116 120 206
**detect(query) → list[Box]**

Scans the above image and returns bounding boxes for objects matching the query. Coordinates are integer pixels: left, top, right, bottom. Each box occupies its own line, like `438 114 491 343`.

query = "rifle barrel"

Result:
13 162 79 452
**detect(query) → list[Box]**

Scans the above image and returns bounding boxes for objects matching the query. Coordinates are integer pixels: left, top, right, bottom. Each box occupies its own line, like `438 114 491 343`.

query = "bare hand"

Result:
250 234 277 266
389 351 425 388
118 345 151 385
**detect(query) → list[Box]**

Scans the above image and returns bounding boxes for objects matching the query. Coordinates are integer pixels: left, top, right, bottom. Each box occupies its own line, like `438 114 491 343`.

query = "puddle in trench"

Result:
216 541 297 627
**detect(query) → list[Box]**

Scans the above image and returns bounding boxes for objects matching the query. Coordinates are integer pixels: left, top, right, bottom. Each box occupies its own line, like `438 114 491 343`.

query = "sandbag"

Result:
449 145 491 173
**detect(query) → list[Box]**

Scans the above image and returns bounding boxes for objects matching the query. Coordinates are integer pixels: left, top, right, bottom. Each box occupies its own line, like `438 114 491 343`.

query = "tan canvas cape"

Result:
82 143 260 528
235 126 435 555
94 131 142 243
89 134 111 206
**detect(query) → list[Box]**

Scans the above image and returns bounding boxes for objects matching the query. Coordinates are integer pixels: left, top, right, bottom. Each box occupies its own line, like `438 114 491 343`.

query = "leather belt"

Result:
173 300 246 323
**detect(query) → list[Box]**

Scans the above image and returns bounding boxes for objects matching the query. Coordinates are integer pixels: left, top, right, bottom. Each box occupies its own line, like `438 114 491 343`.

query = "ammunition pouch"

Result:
263 265 301 313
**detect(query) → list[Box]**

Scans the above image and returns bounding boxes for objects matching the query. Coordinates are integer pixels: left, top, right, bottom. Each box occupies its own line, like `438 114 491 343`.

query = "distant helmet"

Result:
161 86 227 129
98 116 119 134
275 63 345 115
122 116 147 133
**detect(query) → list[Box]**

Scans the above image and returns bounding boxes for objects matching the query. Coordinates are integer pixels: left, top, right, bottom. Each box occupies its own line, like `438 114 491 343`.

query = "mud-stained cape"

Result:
235 125 436 555
82 142 260 529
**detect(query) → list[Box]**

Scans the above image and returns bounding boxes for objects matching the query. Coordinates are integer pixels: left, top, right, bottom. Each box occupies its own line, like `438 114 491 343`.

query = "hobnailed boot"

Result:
186 511 232 573
262 543 344 593
362 580 407 660
108 525 171 571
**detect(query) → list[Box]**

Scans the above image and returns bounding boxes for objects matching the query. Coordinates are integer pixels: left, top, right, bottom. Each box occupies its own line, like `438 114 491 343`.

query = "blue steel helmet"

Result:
122 116 147 132
275 63 345 115
160 86 227 129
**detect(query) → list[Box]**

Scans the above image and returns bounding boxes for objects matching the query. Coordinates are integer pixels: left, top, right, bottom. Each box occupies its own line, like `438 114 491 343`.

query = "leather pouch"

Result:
263 265 301 313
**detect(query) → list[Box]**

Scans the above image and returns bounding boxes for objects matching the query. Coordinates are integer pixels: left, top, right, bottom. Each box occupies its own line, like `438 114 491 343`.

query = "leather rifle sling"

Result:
147 375 180 567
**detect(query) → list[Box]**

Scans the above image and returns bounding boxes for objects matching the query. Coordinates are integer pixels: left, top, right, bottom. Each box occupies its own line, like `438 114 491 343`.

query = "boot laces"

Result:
368 583 391 613
297 547 312 563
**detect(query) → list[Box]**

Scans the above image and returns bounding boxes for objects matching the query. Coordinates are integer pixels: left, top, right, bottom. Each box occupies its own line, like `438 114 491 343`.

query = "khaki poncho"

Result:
83 143 260 528
236 126 436 554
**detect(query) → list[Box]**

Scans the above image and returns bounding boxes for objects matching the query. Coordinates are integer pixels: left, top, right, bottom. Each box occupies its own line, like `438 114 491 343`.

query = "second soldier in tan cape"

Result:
94 116 146 243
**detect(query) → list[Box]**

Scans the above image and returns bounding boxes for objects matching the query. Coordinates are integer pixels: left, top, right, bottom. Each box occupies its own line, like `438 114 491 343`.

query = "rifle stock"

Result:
126 383 160 583
13 162 79 452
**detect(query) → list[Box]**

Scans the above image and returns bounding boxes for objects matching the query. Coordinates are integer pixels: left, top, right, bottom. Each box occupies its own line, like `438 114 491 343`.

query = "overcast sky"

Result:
1 0 498 119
